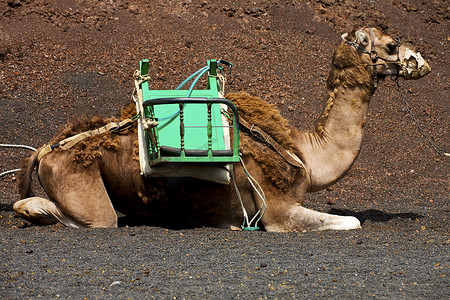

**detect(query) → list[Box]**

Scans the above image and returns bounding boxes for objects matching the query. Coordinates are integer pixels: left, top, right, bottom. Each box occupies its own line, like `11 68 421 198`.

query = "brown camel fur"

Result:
14 28 430 231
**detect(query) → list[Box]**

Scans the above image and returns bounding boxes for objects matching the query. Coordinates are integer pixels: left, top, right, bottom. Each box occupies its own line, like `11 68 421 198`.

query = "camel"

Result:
13 28 430 231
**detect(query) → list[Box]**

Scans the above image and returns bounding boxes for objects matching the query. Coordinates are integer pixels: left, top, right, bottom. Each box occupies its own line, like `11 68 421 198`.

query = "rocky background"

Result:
0 0 448 298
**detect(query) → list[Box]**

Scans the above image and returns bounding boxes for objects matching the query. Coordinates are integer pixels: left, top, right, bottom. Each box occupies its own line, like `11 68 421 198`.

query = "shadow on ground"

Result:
329 208 423 225
0 203 12 212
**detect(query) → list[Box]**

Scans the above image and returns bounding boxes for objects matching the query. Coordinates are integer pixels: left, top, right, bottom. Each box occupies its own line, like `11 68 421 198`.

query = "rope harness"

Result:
346 28 448 157
393 77 449 157
37 118 136 162
232 156 267 231
238 117 312 191
231 117 312 230
345 27 402 89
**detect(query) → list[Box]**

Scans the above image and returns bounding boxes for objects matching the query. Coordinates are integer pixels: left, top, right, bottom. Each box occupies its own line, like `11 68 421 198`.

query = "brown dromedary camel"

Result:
14 28 430 231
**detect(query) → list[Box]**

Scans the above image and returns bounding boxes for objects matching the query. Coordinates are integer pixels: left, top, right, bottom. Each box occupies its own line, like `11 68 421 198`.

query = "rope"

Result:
346 28 402 89
240 157 266 228
37 118 135 162
0 144 37 151
394 79 448 157
212 72 227 96
0 144 38 177
156 66 210 130
133 70 150 86
176 66 209 90
232 156 266 230
238 117 312 191
0 168 21 177
231 167 250 227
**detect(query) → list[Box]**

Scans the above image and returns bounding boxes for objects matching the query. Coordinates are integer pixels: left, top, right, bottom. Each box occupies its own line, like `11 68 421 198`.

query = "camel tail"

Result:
17 150 40 199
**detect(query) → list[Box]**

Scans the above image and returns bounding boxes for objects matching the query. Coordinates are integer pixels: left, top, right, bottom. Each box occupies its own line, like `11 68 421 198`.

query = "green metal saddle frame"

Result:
137 59 240 165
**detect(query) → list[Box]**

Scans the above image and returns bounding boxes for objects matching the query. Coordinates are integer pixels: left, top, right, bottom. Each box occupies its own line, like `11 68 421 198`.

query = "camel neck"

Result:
295 61 375 192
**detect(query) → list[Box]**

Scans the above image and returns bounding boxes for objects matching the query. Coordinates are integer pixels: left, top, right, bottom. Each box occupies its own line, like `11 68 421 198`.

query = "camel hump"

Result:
226 92 294 150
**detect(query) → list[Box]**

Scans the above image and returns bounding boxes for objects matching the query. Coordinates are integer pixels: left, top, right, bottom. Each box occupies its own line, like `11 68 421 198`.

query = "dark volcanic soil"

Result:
0 0 448 299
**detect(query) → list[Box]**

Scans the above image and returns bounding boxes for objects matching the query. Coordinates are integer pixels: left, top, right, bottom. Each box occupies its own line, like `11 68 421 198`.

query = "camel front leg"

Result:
14 197 85 228
35 156 118 228
264 204 361 232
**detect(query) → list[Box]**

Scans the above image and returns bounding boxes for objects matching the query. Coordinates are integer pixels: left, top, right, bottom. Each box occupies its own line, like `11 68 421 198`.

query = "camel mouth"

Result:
400 48 431 79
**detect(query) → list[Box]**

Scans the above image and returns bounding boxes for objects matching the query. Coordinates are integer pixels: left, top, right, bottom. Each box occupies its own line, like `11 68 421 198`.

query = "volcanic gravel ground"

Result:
1 0 448 299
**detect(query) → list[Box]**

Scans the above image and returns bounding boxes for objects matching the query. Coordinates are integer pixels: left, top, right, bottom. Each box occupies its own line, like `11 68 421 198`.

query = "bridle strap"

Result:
238 117 312 191
345 27 402 89
367 27 379 89
37 118 135 162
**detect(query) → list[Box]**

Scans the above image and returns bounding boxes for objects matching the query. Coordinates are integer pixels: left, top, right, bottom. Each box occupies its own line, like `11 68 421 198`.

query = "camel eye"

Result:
387 42 397 52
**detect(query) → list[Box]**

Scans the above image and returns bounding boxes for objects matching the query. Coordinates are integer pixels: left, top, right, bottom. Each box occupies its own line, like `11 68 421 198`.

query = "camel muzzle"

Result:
401 48 431 79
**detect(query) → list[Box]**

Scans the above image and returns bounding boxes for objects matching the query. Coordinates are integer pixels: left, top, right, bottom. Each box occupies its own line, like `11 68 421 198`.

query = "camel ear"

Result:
341 32 349 42
355 30 369 46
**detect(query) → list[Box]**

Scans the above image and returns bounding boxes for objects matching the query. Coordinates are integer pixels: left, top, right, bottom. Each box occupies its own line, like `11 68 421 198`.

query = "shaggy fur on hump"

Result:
226 92 301 191
45 93 302 189
47 102 138 166
226 92 294 149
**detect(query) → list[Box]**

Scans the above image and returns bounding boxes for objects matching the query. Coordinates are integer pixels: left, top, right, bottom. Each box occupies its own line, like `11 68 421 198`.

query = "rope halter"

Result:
345 27 402 89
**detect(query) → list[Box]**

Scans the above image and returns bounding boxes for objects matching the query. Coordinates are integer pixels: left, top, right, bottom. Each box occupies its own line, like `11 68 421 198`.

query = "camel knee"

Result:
13 197 84 228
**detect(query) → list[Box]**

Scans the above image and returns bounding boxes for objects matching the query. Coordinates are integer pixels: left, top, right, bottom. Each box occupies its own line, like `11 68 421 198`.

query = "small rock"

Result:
8 0 21 8
110 281 121 287
128 4 139 15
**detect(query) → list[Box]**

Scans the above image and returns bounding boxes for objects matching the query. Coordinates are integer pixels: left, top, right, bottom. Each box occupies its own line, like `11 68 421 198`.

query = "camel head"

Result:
341 27 431 80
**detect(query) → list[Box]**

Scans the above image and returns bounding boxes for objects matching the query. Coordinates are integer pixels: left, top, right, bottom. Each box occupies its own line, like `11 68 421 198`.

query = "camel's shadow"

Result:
329 208 423 225
1 203 424 228
118 209 424 228
0 204 13 212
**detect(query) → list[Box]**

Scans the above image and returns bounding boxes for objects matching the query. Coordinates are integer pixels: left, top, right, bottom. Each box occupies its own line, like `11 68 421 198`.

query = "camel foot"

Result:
13 197 84 228
317 214 361 231
265 205 361 232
